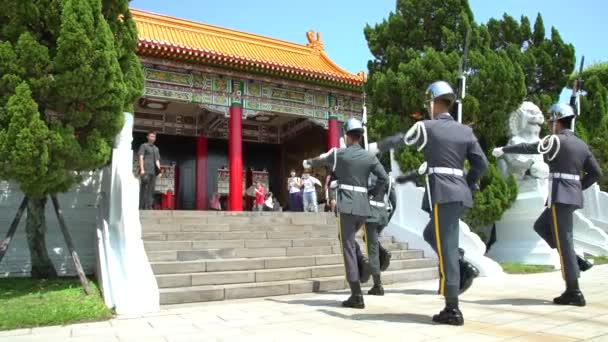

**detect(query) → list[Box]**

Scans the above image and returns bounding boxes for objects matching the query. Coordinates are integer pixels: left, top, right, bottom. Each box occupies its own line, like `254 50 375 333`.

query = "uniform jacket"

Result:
503 129 602 209
307 144 389 217
366 173 396 227
378 113 488 210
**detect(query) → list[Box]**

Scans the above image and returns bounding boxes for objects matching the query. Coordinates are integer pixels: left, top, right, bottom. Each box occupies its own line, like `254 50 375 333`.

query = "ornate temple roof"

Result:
131 9 365 89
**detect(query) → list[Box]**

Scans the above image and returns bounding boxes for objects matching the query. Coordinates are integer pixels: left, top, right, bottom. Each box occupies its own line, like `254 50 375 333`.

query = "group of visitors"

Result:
287 168 328 212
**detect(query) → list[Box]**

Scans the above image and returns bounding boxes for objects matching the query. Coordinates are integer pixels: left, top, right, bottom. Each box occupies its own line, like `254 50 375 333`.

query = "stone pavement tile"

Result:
433 332 505 342
586 333 608 342
71 326 118 338
497 317 562 334
215 317 268 329
146 315 192 328
541 320 608 340
116 337 167 342
68 336 120 342
178 312 225 325
155 324 202 338
0 328 31 337
29 326 71 337
109 318 152 329
469 311 533 325
508 332 579 342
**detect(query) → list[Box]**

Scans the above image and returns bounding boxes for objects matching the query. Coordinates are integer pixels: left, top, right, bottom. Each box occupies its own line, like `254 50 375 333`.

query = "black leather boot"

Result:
432 307 464 326
358 254 371 283
459 249 479 294
343 281 365 309
577 255 593 272
554 290 586 307
368 275 384 296
379 244 392 271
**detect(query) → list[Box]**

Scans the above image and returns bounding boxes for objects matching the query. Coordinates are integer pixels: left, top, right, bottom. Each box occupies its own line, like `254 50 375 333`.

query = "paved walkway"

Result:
2 265 608 342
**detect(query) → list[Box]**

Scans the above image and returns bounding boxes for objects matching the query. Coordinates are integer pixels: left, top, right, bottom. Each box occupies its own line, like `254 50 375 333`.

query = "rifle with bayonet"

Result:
455 28 471 124
570 56 584 131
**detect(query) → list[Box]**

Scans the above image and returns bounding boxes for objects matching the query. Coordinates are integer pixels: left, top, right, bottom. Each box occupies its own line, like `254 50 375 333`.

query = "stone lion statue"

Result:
497 101 550 181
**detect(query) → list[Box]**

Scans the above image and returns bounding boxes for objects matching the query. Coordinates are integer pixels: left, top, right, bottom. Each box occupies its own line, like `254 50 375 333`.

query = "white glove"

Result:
302 160 311 169
418 161 428 175
368 142 379 155
492 147 504 158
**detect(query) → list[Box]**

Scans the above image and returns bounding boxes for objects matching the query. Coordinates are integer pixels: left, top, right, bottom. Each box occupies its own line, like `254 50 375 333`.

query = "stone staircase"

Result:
141 211 438 305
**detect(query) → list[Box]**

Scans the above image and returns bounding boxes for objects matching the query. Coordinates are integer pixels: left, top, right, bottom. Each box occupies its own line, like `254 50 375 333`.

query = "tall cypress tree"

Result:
0 0 142 277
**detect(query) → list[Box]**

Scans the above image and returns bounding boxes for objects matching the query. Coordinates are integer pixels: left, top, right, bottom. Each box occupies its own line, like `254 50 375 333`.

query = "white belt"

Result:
550 173 580 181
339 184 368 193
428 167 464 176
369 200 385 208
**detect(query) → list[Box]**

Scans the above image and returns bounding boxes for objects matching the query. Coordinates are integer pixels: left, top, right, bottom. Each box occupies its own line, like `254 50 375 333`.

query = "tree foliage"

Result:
571 63 608 189
0 0 142 277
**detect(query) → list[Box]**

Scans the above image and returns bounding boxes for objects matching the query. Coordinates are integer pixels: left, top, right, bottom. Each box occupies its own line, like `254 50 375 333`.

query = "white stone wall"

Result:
0 171 103 277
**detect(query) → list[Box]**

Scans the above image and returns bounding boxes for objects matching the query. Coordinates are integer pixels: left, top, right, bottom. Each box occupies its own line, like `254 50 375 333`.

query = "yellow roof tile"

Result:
131 9 364 86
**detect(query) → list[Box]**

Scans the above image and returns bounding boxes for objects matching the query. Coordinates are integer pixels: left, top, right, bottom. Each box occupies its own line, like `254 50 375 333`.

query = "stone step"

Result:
144 240 406 254
146 241 408 261
155 258 437 288
150 249 424 274
142 223 338 234
140 211 336 226
143 235 394 249
159 267 439 305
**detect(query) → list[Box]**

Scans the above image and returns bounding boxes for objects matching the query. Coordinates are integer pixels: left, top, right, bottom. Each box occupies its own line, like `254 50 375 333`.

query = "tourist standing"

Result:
254 182 265 211
287 169 302 211
304 118 388 309
301 169 321 212
493 103 601 307
138 131 161 210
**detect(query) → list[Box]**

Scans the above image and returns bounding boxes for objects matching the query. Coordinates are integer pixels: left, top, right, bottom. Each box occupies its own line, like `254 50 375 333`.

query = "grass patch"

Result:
500 263 555 274
590 256 608 265
0 277 114 331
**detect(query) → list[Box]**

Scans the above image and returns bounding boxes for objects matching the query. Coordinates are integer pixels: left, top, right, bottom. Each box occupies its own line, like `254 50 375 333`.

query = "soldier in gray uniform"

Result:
372 81 488 325
304 118 389 309
360 173 397 296
493 103 602 306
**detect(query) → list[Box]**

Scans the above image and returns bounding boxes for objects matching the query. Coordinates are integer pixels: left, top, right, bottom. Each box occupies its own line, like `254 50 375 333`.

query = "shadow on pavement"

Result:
318 309 436 325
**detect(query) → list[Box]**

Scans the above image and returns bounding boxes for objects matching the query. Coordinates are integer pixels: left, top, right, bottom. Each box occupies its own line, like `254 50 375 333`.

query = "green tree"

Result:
463 164 518 235
486 13 575 111
0 0 142 277
570 63 608 189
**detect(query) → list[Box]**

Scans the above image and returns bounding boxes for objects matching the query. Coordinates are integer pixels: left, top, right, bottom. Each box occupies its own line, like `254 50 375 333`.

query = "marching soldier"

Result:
493 103 601 306
372 81 488 325
356 172 397 296
304 118 389 309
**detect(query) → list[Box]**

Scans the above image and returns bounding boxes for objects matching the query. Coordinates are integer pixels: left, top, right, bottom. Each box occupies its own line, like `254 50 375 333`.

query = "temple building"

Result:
131 9 365 211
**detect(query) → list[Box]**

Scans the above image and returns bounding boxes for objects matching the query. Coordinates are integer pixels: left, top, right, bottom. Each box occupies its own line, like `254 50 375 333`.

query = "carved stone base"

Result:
487 180 561 268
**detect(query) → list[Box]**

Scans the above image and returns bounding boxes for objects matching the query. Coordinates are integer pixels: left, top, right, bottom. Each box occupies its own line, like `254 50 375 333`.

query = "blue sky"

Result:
132 0 605 102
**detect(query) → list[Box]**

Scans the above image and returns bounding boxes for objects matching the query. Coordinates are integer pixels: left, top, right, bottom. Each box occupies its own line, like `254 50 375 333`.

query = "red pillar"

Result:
327 116 340 150
229 105 243 211
195 136 208 210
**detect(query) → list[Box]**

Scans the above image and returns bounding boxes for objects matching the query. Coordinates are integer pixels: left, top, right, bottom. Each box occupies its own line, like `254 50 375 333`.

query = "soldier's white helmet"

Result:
547 103 575 122
343 117 364 134
425 81 456 105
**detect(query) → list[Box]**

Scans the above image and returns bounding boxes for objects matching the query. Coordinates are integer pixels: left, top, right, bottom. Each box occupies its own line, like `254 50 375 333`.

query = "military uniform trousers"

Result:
423 202 465 299
534 204 579 285
363 222 384 276
338 213 367 282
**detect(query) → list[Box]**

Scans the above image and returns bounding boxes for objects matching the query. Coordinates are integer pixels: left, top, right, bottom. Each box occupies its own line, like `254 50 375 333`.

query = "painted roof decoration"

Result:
132 9 365 88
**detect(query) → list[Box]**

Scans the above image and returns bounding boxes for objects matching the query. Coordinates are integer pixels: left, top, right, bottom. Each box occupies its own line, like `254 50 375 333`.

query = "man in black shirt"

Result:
138 132 161 210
